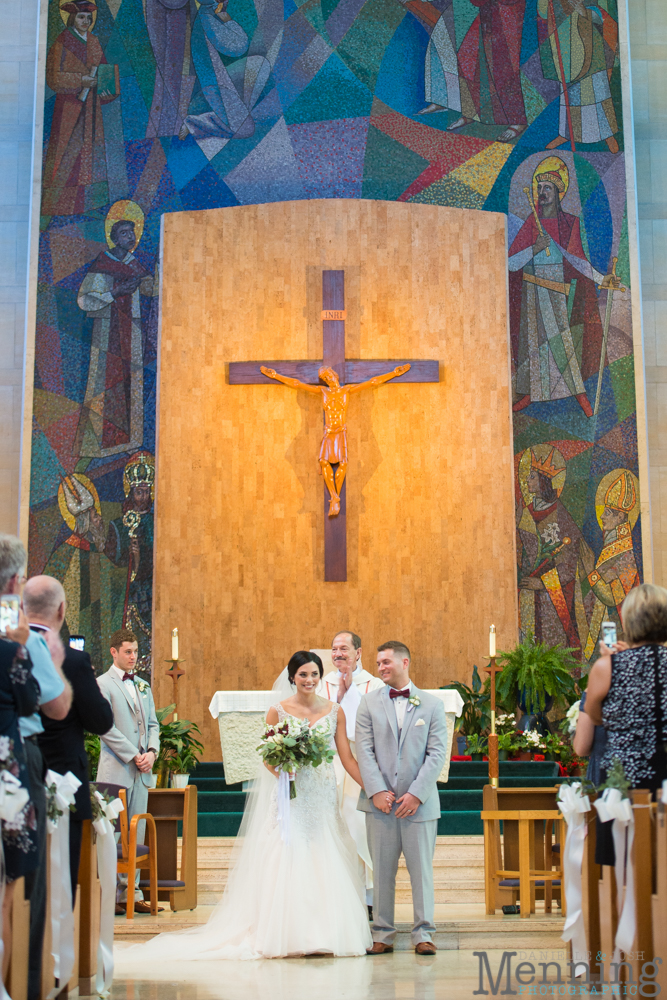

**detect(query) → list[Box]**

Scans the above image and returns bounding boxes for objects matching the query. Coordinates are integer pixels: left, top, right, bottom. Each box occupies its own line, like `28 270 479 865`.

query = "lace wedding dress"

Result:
117 702 372 961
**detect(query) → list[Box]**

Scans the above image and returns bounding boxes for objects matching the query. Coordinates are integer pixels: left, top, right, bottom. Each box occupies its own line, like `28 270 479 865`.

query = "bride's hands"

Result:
372 790 395 814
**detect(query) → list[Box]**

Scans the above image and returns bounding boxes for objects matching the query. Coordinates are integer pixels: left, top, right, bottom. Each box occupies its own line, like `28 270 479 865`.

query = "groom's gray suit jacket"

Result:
355 685 447 822
96 668 159 788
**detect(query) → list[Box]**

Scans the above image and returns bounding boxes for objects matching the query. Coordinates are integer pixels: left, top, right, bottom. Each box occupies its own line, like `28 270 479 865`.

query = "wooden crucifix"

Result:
228 270 439 582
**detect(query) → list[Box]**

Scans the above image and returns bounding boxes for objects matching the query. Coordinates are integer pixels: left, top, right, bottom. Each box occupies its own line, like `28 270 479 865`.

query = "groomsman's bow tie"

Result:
389 688 410 699
122 672 136 682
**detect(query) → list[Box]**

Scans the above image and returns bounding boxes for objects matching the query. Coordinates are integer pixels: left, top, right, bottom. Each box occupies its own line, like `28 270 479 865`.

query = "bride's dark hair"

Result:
287 650 324 684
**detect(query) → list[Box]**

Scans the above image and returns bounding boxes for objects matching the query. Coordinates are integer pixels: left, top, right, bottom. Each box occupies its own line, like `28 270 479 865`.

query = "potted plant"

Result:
496 732 516 761
496 635 579 734
443 665 491 740
84 731 101 780
465 733 487 761
154 704 205 788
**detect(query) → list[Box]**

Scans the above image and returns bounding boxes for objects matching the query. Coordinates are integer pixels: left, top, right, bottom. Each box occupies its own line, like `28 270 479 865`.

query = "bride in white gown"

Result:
117 651 373 961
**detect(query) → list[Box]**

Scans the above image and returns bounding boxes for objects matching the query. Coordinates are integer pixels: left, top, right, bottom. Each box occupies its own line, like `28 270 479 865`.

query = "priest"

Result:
322 631 384 910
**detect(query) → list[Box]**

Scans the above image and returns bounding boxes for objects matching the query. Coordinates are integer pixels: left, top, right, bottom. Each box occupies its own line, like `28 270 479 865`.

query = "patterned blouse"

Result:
601 644 667 791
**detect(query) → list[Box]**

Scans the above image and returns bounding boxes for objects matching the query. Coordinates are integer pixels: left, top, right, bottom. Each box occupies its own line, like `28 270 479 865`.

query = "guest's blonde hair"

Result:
621 584 667 644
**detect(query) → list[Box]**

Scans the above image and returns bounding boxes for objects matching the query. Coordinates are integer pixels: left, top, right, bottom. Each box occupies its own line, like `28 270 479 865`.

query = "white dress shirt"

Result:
389 680 413 731
112 663 138 706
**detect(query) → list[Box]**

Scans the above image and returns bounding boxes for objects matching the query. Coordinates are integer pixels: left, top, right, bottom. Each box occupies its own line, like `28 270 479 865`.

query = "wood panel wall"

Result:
155 200 517 757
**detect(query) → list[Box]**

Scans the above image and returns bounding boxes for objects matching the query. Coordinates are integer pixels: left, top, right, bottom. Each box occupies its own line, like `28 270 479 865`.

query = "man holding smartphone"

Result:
0 535 72 1000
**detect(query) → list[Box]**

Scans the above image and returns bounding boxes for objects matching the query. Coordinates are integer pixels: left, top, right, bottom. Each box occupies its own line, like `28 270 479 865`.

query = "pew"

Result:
77 820 101 996
7 877 29 1000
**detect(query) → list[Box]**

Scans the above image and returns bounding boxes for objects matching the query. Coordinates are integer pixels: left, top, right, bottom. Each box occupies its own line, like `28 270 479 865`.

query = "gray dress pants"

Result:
365 811 437 945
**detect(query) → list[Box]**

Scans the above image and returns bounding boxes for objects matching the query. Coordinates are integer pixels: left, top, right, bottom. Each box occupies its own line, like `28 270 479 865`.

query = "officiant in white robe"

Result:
322 632 384 904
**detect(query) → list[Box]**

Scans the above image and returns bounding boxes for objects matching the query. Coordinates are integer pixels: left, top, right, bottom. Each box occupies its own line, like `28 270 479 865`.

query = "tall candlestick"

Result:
172 628 179 661
489 624 496 658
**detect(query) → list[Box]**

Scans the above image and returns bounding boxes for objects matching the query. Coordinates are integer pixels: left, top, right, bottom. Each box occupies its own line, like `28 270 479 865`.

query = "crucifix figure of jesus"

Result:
260 363 411 517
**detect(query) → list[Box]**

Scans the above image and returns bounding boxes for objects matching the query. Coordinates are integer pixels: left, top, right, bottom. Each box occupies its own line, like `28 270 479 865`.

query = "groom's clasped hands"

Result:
371 789 422 816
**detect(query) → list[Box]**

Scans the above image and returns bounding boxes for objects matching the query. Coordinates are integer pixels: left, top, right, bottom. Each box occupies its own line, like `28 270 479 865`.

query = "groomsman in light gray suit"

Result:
97 628 160 914
356 640 447 955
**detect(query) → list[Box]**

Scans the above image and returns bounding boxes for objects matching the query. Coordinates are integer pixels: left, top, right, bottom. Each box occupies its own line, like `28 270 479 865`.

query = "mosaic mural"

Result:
30 0 639 673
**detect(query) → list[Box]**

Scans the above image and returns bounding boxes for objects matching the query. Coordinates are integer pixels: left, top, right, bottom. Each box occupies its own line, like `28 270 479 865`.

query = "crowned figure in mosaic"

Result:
42 0 119 217
517 444 584 651
576 469 640 663
104 453 155 676
76 208 154 458
509 157 606 417
539 0 619 152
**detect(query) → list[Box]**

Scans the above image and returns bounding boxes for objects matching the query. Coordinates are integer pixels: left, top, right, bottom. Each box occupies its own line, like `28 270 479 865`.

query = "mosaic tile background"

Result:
29 0 639 674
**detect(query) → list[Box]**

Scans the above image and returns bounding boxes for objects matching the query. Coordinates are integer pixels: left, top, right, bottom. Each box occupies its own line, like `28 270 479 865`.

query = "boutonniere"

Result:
134 678 149 694
407 695 421 713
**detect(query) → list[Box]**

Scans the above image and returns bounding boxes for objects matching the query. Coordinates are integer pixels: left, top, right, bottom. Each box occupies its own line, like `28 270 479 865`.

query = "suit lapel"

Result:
382 685 399 744
110 669 138 715
398 685 421 749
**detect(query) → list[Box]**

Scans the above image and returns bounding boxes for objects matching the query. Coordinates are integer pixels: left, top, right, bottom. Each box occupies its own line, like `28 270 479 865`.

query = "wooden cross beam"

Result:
229 270 439 582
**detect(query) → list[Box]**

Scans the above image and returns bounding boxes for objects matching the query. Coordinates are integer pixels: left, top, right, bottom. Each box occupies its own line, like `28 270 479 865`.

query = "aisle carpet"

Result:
189 761 562 836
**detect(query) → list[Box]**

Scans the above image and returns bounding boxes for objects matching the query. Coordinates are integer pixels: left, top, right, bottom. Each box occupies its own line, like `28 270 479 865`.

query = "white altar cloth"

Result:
209 688 464 786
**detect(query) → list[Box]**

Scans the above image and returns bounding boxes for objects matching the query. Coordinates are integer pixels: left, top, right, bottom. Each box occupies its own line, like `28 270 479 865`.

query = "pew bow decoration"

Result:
44 769 82 999
92 789 124 997
594 786 635 962
558 782 590 972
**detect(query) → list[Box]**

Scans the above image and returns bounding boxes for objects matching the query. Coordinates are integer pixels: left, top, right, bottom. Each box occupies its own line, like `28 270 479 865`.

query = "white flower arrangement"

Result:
565 700 581 735
523 729 547 751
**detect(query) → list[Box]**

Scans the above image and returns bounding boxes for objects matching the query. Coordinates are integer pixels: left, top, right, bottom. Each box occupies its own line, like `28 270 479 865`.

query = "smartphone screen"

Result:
69 635 85 651
601 621 617 647
0 595 20 633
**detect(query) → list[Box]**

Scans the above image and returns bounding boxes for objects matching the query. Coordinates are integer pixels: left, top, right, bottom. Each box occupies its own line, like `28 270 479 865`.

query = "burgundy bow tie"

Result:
389 688 410 699
122 672 135 682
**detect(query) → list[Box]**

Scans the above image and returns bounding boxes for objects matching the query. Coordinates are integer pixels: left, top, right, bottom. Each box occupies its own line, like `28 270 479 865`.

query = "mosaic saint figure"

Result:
576 470 640 663
179 0 283 145
517 445 583 652
538 0 619 152
104 453 155 674
76 214 154 457
145 0 197 138
42 0 118 216
422 0 527 141
508 157 605 417
45 474 109 667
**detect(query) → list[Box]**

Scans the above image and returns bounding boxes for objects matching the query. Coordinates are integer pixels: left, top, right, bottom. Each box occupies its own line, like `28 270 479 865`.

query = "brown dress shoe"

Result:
415 941 437 955
133 900 164 914
366 942 394 954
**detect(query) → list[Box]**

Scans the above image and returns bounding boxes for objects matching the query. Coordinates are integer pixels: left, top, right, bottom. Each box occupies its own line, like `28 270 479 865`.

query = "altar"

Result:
208 688 464 785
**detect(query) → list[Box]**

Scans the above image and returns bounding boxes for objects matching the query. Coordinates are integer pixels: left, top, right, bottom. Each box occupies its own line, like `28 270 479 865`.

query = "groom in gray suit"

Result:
97 628 160 913
356 640 447 954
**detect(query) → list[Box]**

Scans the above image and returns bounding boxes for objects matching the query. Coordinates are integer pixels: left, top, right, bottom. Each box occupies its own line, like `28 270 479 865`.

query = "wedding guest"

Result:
573 689 608 786
97 629 160 914
586 584 667 863
23 576 114 903
321 630 383 912
0 535 71 1000
0 615 40 979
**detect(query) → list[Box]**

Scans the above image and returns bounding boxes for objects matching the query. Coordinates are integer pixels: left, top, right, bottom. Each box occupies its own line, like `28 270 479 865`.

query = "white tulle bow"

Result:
44 770 82 998
0 770 29 821
558 783 590 973
92 791 124 997
594 788 635 961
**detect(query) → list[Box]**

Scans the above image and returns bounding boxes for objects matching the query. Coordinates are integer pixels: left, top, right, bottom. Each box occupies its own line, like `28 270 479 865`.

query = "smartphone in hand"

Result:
601 621 617 648
0 595 20 634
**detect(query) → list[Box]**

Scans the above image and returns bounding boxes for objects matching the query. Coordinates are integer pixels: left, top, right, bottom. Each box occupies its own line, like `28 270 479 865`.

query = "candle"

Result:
172 628 179 661
489 624 496 658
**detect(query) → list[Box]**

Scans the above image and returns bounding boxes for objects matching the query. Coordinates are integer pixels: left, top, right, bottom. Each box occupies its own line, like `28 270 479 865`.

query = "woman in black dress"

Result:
586 583 667 864
0 616 40 976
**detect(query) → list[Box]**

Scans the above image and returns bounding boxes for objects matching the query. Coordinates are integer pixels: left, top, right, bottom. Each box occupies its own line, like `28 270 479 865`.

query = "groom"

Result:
356 640 447 955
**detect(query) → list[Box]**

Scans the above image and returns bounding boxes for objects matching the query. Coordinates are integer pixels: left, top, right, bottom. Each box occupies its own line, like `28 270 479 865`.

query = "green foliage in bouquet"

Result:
257 717 336 798
496 635 579 714
84 732 101 780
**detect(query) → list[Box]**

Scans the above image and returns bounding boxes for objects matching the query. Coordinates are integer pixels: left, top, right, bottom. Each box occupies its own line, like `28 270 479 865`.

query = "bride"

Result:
118 651 373 960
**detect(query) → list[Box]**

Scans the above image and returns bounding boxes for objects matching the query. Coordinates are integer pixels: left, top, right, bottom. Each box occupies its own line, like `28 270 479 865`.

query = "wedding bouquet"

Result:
257 717 336 798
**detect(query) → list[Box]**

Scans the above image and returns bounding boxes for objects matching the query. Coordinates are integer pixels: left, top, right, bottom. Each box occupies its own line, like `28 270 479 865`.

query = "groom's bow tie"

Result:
389 688 410 699
122 672 136 682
